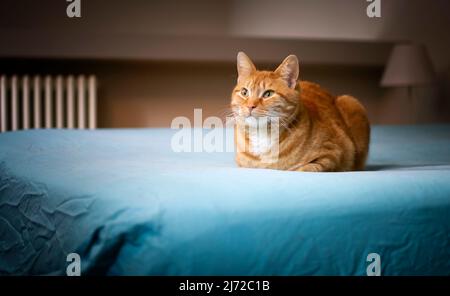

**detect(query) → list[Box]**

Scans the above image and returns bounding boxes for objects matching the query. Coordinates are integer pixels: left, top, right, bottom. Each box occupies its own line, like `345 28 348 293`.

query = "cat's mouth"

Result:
241 113 268 121
232 106 280 124
238 108 265 119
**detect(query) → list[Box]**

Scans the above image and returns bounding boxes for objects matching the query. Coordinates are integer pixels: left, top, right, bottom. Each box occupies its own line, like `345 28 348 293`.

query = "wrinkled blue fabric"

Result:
0 125 449 275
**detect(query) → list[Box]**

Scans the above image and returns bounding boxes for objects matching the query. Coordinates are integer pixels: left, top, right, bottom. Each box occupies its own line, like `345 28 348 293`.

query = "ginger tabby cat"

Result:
231 52 370 172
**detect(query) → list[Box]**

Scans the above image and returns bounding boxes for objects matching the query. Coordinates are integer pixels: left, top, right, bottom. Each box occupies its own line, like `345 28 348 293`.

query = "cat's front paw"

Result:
290 163 324 173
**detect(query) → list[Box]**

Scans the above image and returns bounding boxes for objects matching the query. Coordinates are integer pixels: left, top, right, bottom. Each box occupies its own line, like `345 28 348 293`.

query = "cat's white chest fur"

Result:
248 129 273 155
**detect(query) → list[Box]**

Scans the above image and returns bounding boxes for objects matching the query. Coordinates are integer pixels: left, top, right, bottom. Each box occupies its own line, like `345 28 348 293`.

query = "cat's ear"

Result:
237 51 256 82
275 55 299 89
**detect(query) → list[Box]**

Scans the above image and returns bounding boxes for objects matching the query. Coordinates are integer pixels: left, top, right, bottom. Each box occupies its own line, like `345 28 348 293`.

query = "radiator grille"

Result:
0 75 97 132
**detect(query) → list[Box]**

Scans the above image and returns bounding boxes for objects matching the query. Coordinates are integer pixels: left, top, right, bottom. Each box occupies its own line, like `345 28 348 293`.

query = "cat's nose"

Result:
247 105 256 114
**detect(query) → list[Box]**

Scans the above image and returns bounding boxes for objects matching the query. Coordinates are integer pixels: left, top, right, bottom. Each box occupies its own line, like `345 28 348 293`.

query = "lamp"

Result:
381 43 435 99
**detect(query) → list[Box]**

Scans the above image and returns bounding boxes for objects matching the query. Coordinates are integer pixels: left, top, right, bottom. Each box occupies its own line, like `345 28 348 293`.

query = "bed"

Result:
0 125 449 275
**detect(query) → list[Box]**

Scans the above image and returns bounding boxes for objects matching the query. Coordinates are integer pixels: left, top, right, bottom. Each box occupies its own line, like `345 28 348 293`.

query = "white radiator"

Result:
0 75 97 132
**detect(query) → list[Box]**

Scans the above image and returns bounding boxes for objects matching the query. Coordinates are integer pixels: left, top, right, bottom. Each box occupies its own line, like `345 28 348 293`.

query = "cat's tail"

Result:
335 95 371 170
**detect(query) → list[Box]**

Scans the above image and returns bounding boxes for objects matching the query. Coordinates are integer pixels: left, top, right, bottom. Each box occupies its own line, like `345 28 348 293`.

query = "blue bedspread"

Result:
0 125 449 275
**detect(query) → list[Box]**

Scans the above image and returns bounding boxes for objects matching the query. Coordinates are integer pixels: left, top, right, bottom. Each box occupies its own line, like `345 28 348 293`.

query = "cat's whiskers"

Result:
217 106 238 122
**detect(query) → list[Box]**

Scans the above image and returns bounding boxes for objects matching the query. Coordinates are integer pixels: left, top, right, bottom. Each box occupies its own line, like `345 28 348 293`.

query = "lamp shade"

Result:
381 43 435 87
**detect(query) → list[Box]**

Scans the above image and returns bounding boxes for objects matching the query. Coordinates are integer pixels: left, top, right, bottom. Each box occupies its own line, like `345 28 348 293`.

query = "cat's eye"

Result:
240 88 249 97
263 90 274 98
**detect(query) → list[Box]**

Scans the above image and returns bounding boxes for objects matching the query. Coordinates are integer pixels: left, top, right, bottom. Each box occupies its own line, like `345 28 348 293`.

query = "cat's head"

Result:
231 52 300 125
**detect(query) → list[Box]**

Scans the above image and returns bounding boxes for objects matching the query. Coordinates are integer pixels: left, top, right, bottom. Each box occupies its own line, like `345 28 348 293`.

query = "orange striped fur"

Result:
231 52 370 172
